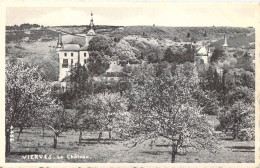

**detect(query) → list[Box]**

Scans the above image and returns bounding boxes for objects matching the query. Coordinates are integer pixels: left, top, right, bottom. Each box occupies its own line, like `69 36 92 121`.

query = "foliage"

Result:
87 51 110 76
114 40 140 63
22 55 59 81
235 51 254 72
5 61 55 152
217 68 254 140
209 33 255 48
210 48 225 63
163 46 194 64
87 35 115 56
145 45 164 63
87 35 115 75
126 62 219 162
5 61 54 128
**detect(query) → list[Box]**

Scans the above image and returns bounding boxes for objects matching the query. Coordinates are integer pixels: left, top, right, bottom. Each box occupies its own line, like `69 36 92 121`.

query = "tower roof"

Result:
223 33 228 47
87 11 95 35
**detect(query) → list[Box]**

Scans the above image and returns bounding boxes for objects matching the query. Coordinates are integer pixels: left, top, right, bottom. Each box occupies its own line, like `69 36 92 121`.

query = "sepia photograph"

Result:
3 2 259 165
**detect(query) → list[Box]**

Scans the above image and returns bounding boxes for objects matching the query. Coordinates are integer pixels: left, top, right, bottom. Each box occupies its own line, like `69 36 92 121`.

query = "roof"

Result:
62 34 86 46
196 46 208 56
62 44 81 51
87 29 96 36
106 62 123 73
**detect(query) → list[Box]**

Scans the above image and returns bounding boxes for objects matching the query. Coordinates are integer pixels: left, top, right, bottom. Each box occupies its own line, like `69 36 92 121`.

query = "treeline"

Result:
6 23 43 30
6 29 58 43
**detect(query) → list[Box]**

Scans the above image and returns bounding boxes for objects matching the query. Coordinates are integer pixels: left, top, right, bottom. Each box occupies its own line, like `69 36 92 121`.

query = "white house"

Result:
56 12 96 81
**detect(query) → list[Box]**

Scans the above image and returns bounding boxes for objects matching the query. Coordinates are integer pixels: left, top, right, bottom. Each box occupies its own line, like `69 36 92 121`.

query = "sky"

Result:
6 4 258 27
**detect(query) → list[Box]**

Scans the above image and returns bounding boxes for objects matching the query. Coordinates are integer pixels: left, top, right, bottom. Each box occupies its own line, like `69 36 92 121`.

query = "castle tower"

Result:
85 12 96 46
56 33 63 51
222 33 228 50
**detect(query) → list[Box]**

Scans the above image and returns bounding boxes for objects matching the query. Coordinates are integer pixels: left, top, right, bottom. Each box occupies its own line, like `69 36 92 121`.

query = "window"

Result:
84 59 87 64
63 59 68 64
84 53 87 57
71 53 73 57
71 59 73 65
62 59 68 68
64 53 67 56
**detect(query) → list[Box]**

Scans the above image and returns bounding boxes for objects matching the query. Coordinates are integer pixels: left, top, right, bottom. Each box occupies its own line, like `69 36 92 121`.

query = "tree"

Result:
87 35 115 75
127 62 219 163
69 64 92 98
203 30 207 37
163 47 175 63
218 101 254 140
88 35 115 56
42 103 71 148
236 51 254 72
186 32 191 39
163 46 187 64
145 45 163 63
86 93 129 141
114 40 140 63
210 48 225 63
218 68 254 140
5 61 54 154
87 51 110 76
22 54 59 81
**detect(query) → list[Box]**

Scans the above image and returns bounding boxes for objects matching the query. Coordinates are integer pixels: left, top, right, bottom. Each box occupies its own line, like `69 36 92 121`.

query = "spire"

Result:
89 11 94 30
223 33 228 47
86 11 96 36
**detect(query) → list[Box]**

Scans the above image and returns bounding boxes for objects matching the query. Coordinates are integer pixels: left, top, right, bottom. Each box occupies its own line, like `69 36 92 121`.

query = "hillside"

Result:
6 25 255 49
112 26 254 42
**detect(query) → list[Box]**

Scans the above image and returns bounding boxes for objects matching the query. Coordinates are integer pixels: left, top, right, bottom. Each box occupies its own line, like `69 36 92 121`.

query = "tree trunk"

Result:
42 125 45 138
171 143 177 163
109 131 112 139
79 129 82 144
233 124 238 139
53 133 58 149
17 126 23 140
5 129 10 155
98 132 102 142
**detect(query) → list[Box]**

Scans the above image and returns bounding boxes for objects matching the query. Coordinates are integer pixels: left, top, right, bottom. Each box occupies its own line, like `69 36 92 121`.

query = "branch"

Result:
47 125 56 133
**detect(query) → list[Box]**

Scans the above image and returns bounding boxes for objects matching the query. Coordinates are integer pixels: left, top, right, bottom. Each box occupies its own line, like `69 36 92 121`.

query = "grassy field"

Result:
6 127 254 163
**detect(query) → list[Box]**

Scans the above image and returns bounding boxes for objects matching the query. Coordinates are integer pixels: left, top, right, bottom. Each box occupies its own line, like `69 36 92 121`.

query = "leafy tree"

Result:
163 47 175 63
187 32 191 39
88 35 115 56
22 55 59 81
87 51 110 76
163 46 188 64
145 45 164 63
69 64 92 97
87 35 115 75
218 68 254 139
114 40 140 63
204 30 207 37
210 47 225 63
41 103 71 148
88 93 129 140
236 51 254 72
127 63 219 163
5 61 54 154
